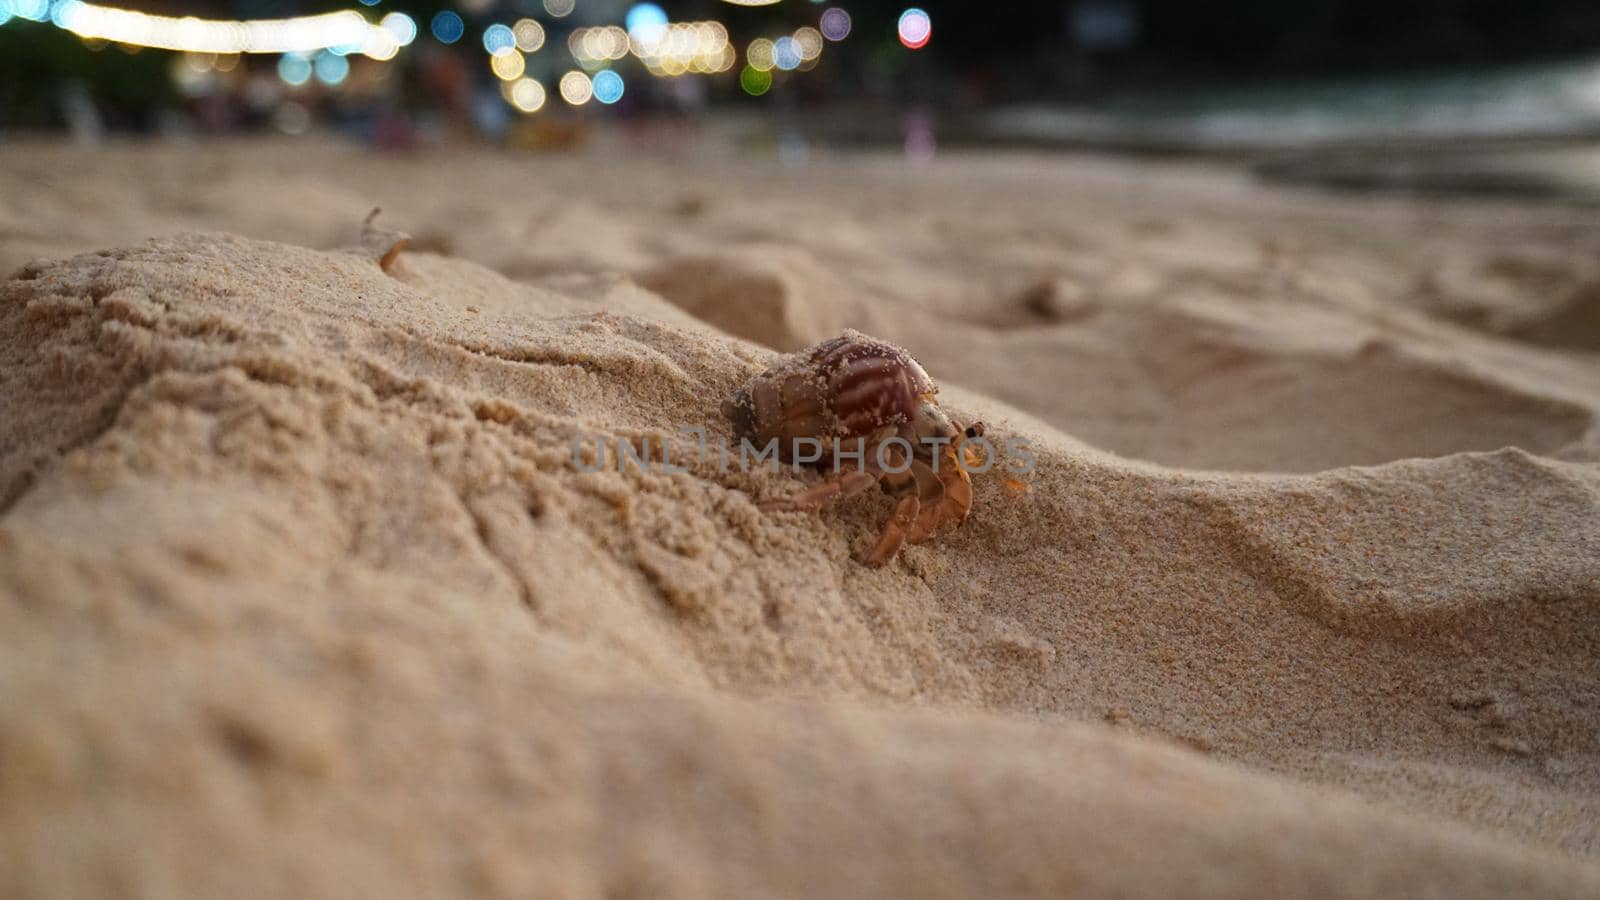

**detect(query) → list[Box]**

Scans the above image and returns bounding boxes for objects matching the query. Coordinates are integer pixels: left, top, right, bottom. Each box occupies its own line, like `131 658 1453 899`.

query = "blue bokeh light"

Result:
430 10 464 44
482 22 515 55
773 36 802 71
12 0 47 22
624 3 667 36
277 54 313 87
592 69 624 104
48 0 82 28
314 52 350 86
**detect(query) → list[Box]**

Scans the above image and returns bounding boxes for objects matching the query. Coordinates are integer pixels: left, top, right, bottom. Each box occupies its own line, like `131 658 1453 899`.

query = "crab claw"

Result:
958 421 988 469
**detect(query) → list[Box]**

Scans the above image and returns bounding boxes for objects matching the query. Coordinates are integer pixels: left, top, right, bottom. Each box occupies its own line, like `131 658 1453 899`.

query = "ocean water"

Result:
987 56 1600 149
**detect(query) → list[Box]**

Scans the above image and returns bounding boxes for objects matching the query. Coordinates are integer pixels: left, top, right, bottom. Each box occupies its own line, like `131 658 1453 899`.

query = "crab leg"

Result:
938 446 975 527
760 469 879 512
864 493 920 567
904 459 948 545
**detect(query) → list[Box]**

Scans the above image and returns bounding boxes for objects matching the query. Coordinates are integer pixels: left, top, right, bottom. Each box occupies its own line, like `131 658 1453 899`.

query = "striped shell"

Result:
725 331 937 460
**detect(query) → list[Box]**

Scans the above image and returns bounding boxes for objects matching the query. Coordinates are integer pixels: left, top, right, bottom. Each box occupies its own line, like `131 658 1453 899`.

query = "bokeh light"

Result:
170 54 213 97
773 36 801 71
380 12 416 46
314 51 349 86
490 48 525 80
746 38 774 72
363 31 399 61
625 3 668 42
630 20 732 76
542 0 574 17
897 8 931 50
430 11 463 44
559 70 593 105
502 77 546 113
483 23 515 56
277 53 312 87
571 25 633 63
11 0 45 21
513 18 545 53
819 8 851 41
592 69 624 104
794 27 824 61
740 64 772 96
50 4 395 55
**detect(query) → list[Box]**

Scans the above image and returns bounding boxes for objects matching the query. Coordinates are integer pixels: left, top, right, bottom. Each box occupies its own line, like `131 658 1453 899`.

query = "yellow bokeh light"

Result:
559 70 593 105
513 18 545 53
364 32 399 61
624 20 736 77
542 0 574 17
581 29 603 60
502 77 547 113
608 26 631 59
746 37 774 72
491 48 526 81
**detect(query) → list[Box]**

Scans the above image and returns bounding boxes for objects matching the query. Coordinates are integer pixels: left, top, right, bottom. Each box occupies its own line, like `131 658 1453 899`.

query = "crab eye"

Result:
964 422 985 440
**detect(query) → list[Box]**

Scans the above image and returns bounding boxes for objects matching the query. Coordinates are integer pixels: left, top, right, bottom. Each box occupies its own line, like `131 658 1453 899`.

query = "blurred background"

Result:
5 1 1600 197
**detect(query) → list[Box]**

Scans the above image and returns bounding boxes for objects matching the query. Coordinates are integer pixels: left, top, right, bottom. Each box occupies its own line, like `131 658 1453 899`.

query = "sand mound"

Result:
889 294 1595 473
637 248 856 352
1416 249 1600 351
2 231 1599 897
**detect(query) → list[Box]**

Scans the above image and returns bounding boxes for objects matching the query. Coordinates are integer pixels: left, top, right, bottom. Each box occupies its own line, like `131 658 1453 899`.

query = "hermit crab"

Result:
725 330 985 566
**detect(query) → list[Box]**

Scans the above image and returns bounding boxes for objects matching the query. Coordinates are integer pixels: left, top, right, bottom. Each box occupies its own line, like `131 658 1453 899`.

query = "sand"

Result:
1 137 1598 897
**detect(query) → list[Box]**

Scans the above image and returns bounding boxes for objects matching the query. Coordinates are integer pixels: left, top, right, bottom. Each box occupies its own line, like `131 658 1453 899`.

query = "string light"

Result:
33 0 853 102
51 2 406 57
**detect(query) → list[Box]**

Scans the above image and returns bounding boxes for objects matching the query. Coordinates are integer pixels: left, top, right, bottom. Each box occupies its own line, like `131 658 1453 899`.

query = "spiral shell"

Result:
725 331 937 459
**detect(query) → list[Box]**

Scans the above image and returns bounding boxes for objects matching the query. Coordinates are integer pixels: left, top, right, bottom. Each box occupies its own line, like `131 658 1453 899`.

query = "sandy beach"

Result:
2 137 1598 897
